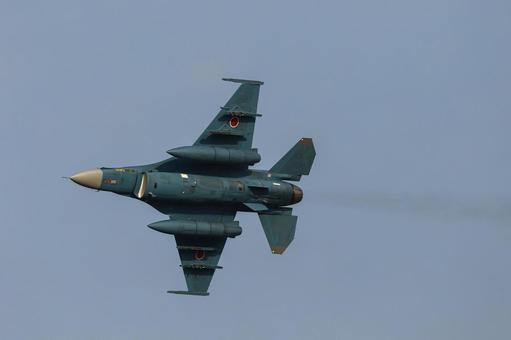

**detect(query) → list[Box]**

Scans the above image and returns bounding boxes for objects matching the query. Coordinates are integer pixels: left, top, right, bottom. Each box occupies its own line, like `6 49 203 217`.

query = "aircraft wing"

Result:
193 78 263 151
166 211 237 296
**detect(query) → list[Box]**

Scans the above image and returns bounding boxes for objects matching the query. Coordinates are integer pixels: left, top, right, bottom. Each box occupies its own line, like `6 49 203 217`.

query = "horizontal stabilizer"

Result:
270 138 316 181
258 210 298 254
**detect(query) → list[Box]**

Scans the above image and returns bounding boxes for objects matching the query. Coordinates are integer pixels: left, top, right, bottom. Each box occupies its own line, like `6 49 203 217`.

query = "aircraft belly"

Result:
144 172 295 208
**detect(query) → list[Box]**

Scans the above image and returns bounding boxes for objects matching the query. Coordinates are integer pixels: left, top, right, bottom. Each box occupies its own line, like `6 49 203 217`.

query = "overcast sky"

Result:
1 1 510 339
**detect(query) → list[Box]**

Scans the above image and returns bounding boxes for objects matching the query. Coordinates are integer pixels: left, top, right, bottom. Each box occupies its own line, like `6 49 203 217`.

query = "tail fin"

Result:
270 138 316 181
258 209 297 254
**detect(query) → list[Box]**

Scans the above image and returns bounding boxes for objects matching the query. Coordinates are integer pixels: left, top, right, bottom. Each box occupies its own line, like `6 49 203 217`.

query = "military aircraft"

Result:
69 78 315 296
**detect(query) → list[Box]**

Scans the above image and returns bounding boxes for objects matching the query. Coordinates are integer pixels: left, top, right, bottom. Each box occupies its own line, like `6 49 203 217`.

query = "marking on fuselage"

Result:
104 179 118 184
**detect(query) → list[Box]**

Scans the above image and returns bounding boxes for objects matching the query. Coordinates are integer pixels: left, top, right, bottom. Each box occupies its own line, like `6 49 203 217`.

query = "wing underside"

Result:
193 78 263 151
154 78 263 173
166 211 237 296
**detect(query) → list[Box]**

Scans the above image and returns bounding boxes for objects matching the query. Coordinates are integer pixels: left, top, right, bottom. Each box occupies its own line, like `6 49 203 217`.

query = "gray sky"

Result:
1 1 510 339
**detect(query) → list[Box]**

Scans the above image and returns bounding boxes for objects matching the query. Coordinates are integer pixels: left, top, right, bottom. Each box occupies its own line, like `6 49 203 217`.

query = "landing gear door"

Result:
133 172 148 199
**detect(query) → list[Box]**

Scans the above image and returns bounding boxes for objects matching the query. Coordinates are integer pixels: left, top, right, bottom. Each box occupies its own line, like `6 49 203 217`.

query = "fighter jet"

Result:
69 78 315 296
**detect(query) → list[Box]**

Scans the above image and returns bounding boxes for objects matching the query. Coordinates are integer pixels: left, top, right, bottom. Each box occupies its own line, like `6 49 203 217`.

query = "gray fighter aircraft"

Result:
69 78 315 296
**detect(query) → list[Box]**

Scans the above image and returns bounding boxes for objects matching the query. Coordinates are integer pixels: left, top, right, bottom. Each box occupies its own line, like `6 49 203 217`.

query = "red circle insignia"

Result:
229 117 240 128
195 249 206 261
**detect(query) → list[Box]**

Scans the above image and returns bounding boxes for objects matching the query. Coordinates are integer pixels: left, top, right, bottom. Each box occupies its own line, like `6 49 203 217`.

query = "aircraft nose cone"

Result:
70 169 103 190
